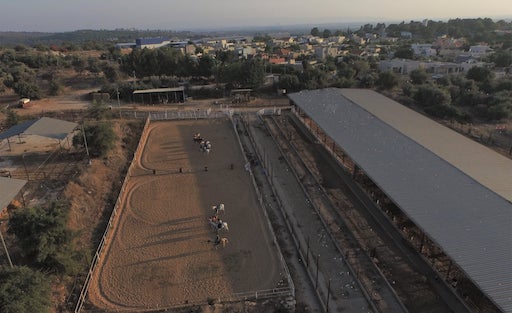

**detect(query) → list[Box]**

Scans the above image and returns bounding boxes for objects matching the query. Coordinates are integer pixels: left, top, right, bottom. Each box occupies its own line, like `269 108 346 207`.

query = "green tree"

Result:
277 74 301 92
310 27 320 37
197 55 215 77
12 81 41 99
48 79 63 96
241 59 265 89
6 110 19 127
0 266 51 313
8 202 80 274
409 68 428 84
87 57 102 76
414 84 451 108
491 50 512 67
74 123 116 158
394 46 414 59
466 66 493 82
102 63 119 83
3 64 41 99
376 71 400 90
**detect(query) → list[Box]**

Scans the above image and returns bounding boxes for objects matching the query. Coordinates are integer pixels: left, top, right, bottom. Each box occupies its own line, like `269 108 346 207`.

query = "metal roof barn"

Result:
288 88 512 313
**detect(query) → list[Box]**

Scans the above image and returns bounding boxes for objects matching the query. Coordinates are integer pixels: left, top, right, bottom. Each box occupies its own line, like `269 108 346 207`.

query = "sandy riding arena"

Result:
86 118 289 311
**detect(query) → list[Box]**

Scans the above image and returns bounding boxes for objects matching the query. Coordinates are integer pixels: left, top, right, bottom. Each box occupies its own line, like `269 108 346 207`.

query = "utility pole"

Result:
132 71 136 103
81 124 91 165
21 154 29 181
116 87 121 118
0 222 13 268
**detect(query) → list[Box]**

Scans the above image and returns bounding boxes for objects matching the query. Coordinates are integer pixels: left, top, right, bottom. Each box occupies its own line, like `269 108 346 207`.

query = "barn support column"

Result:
7 138 12 151
445 260 452 280
352 165 359 179
419 234 426 253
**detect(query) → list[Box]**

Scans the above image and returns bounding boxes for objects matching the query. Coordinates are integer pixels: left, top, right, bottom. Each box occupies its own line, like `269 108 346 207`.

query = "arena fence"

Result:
74 287 293 313
74 111 290 313
74 116 152 313
120 107 234 120
229 113 296 300
241 113 333 312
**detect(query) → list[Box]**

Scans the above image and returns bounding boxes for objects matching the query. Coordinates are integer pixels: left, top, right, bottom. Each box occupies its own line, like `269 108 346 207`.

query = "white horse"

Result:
217 221 229 232
208 217 229 232
200 140 211 154
212 203 225 216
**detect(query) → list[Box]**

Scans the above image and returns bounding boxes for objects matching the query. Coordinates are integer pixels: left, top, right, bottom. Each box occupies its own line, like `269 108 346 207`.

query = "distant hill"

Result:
0 29 196 46
1 17 511 46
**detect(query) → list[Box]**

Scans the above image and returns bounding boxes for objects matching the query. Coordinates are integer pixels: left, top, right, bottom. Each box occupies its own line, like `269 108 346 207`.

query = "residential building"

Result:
411 43 436 57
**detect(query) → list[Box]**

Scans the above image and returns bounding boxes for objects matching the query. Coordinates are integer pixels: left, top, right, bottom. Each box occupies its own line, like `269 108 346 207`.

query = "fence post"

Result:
326 279 331 313
306 236 310 268
315 254 320 289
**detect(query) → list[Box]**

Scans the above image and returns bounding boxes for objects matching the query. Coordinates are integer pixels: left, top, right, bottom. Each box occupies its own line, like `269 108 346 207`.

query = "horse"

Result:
212 203 225 216
208 217 228 232
200 140 212 154
193 133 203 143
217 221 229 232
213 236 229 249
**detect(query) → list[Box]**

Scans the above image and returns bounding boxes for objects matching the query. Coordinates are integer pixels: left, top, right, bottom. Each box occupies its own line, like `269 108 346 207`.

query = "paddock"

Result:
85 118 289 311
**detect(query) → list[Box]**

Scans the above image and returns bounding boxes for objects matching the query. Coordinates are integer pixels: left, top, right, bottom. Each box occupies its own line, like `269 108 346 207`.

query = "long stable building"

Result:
288 88 512 313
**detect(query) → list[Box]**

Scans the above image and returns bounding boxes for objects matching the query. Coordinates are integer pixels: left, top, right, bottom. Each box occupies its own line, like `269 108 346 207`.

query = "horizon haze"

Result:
0 0 511 33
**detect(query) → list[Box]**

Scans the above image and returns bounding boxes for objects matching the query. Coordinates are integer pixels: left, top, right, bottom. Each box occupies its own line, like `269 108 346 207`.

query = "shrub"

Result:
0 266 52 313
73 123 116 158
8 202 80 274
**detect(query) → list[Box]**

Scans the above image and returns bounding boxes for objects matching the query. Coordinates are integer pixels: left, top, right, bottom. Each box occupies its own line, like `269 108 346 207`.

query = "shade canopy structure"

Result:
0 117 78 141
133 87 186 104
0 177 26 210
288 88 512 313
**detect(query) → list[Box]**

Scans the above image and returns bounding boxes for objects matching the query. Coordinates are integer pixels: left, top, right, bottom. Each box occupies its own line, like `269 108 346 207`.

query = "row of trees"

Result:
311 19 512 53
0 201 80 312
0 46 121 100
1 19 511 120
2 50 511 122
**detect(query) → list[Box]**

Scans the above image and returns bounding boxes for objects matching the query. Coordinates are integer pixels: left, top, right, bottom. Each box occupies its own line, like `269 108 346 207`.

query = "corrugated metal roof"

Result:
0 117 77 140
135 37 169 45
133 87 185 94
288 88 512 312
340 88 512 203
0 177 26 210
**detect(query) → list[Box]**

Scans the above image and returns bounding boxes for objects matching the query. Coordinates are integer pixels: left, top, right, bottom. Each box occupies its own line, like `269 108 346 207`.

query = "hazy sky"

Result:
0 0 510 32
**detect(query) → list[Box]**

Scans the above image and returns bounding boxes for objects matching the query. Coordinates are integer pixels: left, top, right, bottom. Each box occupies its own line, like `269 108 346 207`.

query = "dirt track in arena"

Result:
87 119 285 311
